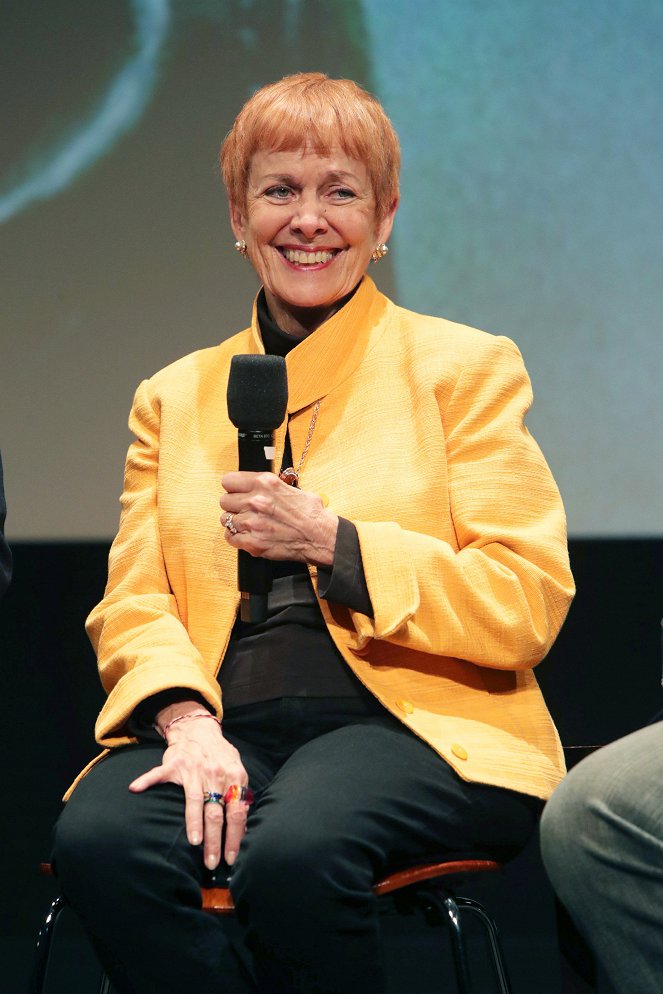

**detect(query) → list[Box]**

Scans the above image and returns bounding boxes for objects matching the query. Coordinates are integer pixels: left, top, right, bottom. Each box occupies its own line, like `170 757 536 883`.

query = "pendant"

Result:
279 467 299 487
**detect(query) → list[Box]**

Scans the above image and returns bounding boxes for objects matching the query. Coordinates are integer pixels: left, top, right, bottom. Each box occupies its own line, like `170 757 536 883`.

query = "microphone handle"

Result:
238 556 271 622
236 428 276 623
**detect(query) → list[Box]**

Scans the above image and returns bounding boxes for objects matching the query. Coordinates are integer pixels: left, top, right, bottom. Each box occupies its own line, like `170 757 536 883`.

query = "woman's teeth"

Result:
282 249 334 265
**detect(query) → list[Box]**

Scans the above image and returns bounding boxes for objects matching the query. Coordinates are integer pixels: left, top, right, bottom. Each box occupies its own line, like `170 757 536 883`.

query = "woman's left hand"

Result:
220 471 338 567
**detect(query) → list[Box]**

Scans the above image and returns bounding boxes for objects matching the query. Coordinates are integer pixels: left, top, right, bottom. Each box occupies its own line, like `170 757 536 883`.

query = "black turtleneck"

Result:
255 289 372 600
218 290 374 710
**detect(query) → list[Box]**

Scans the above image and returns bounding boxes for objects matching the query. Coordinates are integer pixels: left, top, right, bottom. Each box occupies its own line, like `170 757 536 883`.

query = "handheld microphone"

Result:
226 354 288 623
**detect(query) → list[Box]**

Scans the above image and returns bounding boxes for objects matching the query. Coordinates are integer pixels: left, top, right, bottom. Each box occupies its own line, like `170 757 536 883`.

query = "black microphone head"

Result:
226 354 288 430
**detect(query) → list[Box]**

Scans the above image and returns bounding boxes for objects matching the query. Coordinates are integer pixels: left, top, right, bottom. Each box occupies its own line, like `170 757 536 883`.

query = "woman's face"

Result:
230 146 396 337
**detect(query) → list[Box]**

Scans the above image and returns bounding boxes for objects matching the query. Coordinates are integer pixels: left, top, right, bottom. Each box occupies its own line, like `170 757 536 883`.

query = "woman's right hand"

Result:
129 702 250 869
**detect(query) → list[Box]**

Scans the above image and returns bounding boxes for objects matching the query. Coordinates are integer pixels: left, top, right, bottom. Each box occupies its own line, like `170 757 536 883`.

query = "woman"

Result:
53 73 574 994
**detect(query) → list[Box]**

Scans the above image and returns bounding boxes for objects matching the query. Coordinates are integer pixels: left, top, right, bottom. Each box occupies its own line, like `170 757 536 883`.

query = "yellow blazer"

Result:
79 277 574 800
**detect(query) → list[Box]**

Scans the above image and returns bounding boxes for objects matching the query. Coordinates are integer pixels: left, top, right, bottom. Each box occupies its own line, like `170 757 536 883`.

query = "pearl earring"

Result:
371 243 389 262
234 240 247 257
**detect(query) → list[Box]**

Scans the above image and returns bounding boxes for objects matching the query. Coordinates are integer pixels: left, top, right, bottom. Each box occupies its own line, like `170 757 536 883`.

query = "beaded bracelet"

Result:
156 711 222 739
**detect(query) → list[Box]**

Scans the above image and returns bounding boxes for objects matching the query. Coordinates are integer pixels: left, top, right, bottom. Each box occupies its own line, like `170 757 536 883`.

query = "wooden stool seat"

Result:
200 857 501 913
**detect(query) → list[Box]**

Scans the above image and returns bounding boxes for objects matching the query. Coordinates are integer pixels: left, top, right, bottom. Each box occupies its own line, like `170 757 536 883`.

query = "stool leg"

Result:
443 893 474 994
29 895 67 994
456 896 513 994
98 971 113 994
423 890 473 994
419 887 513 994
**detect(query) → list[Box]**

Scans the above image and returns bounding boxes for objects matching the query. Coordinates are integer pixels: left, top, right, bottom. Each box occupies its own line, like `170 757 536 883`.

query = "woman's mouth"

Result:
279 248 336 266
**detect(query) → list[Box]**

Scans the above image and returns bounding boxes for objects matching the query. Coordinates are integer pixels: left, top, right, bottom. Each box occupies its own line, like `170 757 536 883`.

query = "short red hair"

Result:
220 73 400 221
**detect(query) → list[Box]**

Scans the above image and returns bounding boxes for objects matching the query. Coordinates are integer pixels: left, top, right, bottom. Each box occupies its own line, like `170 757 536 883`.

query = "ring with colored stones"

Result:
224 513 238 536
203 791 225 806
223 784 254 805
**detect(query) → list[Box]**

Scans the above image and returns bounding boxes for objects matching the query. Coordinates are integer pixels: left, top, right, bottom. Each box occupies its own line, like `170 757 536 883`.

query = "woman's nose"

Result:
290 196 328 237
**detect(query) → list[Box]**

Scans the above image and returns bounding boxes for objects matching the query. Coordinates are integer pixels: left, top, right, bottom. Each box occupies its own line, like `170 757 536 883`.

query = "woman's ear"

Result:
229 201 246 242
377 197 399 246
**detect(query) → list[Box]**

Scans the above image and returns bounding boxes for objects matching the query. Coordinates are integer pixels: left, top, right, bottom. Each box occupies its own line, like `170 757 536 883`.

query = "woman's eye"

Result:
331 188 355 200
264 186 292 199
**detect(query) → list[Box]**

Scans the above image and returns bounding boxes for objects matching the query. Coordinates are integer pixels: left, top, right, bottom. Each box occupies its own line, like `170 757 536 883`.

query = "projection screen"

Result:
2 0 661 538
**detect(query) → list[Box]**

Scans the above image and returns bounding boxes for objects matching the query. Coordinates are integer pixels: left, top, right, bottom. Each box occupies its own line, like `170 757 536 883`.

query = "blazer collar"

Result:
247 276 390 414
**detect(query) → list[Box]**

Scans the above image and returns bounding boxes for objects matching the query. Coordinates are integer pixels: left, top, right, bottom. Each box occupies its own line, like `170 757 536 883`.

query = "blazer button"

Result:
451 743 468 761
395 698 414 715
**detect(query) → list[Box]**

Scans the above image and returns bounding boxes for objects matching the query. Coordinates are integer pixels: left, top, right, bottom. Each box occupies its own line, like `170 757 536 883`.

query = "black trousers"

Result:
52 697 541 994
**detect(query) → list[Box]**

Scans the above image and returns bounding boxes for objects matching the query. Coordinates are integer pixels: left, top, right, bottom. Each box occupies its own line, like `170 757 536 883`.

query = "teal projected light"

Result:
2 0 661 536
0 0 169 224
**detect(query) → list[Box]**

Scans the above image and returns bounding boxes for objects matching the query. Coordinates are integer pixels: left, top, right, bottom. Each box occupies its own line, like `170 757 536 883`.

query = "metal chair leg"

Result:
30 893 114 994
29 895 67 994
98 971 113 994
456 896 512 994
440 892 473 994
420 887 513 994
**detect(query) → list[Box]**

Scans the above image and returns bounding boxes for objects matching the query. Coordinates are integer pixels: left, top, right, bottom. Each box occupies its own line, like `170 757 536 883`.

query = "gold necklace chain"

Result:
279 400 320 487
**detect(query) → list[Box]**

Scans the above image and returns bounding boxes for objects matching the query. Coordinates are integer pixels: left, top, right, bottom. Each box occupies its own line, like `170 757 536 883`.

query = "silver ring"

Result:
224 513 238 536
203 791 225 806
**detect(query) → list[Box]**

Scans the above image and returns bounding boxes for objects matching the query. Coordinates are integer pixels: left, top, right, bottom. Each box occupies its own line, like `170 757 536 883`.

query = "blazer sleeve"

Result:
0 452 12 599
351 336 574 669
86 380 223 743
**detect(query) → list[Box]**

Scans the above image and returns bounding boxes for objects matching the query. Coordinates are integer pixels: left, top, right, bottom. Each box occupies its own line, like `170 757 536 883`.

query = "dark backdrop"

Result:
1 537 662 991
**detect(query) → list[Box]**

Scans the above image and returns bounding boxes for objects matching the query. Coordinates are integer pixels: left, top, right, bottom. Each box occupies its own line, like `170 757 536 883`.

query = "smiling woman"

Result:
222 73 400 337
51 72 574 994
230 147 395 336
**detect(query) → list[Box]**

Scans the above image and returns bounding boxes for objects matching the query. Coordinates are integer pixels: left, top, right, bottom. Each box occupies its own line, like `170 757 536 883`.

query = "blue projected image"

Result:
2 0 661 537
0 0 169 225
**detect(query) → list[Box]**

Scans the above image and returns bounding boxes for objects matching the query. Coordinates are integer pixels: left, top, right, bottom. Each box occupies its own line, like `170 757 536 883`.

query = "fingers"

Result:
196 755 249 869
188 758 251 869
131 769 253 869
221 481 337 566
221 470 254 493
129 722 252 871
221 470 275 502
198 787 252 869
220 473 275 547
130 767 252 869
224 798 250 865
130 760 212 851
182 784 206 848
129 764 169 793
201 792 225 869
220 473 308 555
